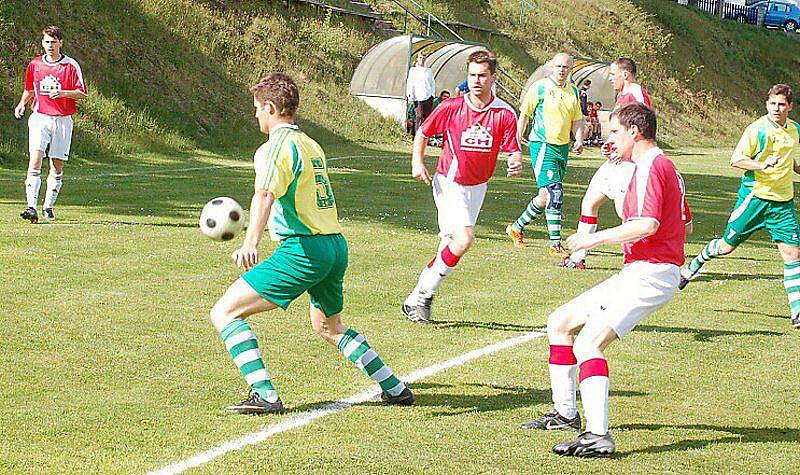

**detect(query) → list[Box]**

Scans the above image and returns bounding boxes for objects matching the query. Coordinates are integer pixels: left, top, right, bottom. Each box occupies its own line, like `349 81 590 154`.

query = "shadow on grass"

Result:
616 422 800 457
429 320 545 333
689 271 783 282
636 324 783 342
714 308 786 320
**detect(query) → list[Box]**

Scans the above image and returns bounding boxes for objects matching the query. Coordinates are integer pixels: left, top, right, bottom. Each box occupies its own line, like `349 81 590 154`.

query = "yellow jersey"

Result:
521 78 583 146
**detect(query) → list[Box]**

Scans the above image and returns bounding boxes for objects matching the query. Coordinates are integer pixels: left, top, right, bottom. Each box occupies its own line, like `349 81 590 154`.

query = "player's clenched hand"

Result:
763 154 779 169
231 245 259 271
412 161 432 185
566 232 598 252
506 156 523 177
572 142 584 155
13 103 25 119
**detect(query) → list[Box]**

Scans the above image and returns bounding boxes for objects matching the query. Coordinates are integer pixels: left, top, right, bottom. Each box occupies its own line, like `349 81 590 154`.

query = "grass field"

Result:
1 141 799 474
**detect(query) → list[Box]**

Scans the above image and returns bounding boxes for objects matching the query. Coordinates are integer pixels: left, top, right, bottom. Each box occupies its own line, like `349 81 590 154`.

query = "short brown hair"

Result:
467 50 497 75
612 102 656 140
612 57 637 77
42 26 62 40
767 83 793 104
249 73 300 117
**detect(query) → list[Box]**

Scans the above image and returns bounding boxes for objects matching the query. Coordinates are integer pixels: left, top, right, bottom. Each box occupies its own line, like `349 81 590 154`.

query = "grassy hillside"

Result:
0 0 798 169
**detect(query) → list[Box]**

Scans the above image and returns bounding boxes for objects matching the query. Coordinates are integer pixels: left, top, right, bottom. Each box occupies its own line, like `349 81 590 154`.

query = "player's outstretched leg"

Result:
311 305 414 405
211 279 285 415
679 238 731 289
508 188 547 248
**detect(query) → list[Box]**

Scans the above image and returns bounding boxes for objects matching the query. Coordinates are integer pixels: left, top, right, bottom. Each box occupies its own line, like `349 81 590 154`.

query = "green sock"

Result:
688 238 724 275
219 319 278 402
338 328 406 397
513 200 544 232
545 209 562 244
784 260 800 318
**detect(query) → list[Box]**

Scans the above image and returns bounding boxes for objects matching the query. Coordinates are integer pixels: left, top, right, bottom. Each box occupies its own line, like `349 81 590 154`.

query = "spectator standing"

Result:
406 53 435 135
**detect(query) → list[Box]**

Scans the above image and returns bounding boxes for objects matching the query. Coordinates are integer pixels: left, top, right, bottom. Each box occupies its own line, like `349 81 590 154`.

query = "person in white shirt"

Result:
406 53 435 135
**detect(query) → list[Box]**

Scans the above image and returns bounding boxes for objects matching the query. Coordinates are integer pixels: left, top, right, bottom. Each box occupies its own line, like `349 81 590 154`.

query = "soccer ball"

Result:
199 197 244 242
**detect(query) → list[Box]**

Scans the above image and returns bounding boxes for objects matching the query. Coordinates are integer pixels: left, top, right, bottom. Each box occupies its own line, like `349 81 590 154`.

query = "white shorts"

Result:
28 112 74 161
432 173 487 239
557 261 680 338
586 161 636 218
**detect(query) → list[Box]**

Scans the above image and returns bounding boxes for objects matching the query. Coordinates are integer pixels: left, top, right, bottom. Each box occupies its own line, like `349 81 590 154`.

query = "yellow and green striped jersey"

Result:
254 124 342 241
520 78 583 146
731 115 800 202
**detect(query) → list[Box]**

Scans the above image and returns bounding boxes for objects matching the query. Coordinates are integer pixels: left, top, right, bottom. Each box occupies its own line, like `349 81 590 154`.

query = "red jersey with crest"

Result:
25 55 87 116
420 95 521 185
614 83 650 112
622 147 691 266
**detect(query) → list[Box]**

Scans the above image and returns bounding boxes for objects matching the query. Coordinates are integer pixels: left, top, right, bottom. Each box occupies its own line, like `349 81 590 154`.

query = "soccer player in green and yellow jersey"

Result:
679 84 800 328
506 53 585 259
209 73 414 414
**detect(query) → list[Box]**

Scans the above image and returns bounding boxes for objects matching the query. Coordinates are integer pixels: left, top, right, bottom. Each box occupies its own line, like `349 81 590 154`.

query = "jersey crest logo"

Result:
39 74 62 94
460 124 493 152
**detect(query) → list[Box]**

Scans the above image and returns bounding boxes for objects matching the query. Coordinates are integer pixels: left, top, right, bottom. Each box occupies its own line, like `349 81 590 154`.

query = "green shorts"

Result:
531 141 569 187
723 185 800 247
242 233 348 316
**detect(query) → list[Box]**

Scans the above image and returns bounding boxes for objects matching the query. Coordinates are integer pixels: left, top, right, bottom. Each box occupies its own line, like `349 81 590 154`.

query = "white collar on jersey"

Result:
639 146 664 164
271 123 299 133
621 82 641 95
464 93 500 113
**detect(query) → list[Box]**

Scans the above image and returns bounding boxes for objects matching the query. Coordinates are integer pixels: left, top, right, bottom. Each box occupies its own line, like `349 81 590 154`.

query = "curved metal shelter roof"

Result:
350 35 488 123
523 57 616 111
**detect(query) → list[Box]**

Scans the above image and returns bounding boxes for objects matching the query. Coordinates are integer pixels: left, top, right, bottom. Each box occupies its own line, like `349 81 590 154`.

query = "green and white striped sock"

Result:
219 319 279 402
687 238 724 276
513 200 544 232
338 328 406 397
545 210 562 244
783 260 800 319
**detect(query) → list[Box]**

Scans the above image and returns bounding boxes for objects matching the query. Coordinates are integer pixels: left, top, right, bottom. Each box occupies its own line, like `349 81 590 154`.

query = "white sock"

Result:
408 245 460 303
25 170 42 208
43 170 63 209
570 219 598 262
580 375 610 435
549 363 578 419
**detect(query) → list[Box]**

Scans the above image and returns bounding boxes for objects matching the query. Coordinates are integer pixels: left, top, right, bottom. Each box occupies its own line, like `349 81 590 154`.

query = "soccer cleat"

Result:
380 387 416 406
558 257 586 270
553 431 616 457
21 207 39 223
225 391 285 415
506 224 527 248
402 294 433 324
792 315 800 329
42 208 55 222
521 410 581 431
547 243 570 259
677 266 696 291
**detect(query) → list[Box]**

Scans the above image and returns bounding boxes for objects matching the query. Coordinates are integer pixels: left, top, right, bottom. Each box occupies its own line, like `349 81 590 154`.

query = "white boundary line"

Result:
0 155 404 181
146 329 546 475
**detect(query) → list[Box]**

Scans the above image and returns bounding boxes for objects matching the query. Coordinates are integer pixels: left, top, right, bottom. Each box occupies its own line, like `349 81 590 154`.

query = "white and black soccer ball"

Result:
199 197 244 242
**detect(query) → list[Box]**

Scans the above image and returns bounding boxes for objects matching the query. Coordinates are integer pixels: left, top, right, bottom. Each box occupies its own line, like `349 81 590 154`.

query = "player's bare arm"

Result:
411 129 431 185
13 90 34 119
516 112 528 147
506 152 523 177
566 218 658 252
731 156 777 171
232 189 275 271
571 118 585 154
48 89 88 100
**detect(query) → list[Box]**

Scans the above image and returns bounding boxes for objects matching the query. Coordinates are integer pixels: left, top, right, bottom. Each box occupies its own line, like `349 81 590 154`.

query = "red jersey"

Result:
25 55 87 116
614 83 650 112
420 95 521 186
622 147 691 266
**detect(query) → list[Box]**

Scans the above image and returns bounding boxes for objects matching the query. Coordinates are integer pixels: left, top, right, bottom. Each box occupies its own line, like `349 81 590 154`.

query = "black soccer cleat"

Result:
553 431 616 457
380 387 416 406
521 410 581 431
42 208 55 222
677 267 695 291
402 295 434 324
20 206 38 223
792 315 800 329
225 391 285 415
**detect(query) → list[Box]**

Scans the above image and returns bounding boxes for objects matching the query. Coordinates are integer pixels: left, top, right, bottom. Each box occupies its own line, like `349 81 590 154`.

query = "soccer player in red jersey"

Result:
13 26 88 223
402 50 523 324
562 57 652 269
524 103 692 457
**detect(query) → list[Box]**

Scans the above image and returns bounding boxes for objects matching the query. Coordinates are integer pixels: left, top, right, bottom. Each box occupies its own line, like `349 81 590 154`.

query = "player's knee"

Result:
779 245 800 262
546 309 572 337
571 336 597 363
209 299 236 331
719 241 735 255
581 193 602 216
545 182 564 211
451 229 474 253
311 313 344 344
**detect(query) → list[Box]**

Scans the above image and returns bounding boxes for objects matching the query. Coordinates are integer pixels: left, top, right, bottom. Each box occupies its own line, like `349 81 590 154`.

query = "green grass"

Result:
1 142 799 474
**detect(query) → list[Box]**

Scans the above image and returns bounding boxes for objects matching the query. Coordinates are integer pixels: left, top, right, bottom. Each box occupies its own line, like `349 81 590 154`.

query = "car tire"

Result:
785 20 798 32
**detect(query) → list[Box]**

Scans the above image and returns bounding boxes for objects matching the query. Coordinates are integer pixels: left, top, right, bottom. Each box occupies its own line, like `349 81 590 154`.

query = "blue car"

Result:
726 0 800 32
